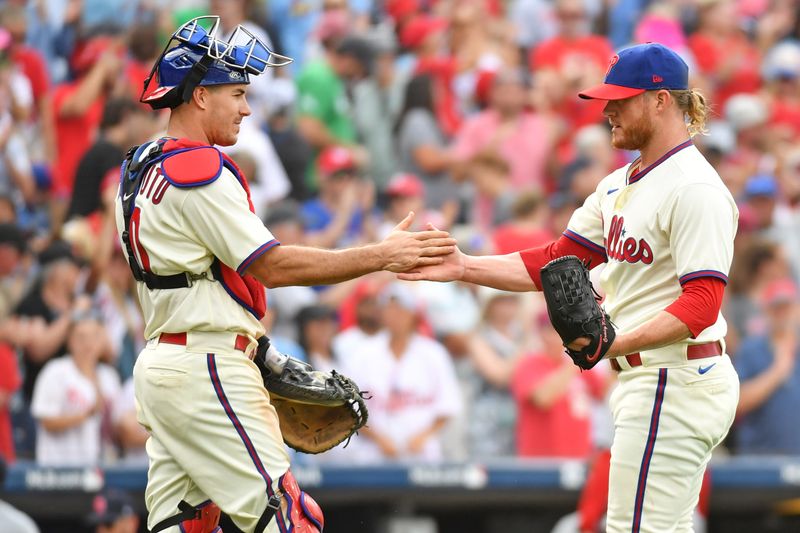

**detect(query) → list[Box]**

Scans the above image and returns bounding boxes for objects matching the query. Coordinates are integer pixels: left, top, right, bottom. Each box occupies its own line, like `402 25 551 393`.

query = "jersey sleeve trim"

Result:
237 239 281 275
563 229 607 258
678 270 728 285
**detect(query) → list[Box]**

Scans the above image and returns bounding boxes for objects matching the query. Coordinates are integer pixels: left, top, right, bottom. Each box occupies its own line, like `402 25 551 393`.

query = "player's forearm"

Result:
252 244 385 288
607 311 691 358
462 253 537 292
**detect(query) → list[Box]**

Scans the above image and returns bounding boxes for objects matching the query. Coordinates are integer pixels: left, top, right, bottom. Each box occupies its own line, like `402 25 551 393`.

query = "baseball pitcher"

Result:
401 43 739 533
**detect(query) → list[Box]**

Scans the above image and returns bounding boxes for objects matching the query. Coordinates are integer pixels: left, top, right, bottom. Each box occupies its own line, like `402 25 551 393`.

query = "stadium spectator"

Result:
333 276 386 360
301 146 374 248
66 97 156 220
725 239 790 352
688 0 761 109
451 68 556 227
295 34 369 188
296 304 340 373
86 489 140 533
0 29 37 208
511 315 606 458
15 243 87 405
528 0 612 132
30 314 120 466
761 41 800 143
395 74 458 212
491 189 553 255
344 282 461 463
0 223 31 319
49 35 126 232
0 4 50 124
463 288 528 459
720 93 770 198
351 29 405 190
376 172 450 238
734 279 800 454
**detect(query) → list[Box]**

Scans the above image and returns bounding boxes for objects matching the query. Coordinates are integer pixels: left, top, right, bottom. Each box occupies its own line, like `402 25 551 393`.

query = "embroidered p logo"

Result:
606 55 619 77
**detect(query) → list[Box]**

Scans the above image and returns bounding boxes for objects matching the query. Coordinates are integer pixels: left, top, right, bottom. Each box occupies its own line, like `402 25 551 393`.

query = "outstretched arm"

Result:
396 245 537 291
398 232 607 291
247 212 456 288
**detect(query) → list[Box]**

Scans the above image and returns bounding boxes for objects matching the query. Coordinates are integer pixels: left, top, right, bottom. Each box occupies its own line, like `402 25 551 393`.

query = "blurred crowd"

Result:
0 0 799 473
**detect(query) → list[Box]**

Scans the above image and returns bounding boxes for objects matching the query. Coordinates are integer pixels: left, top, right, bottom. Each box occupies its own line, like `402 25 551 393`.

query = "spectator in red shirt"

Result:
49 36 125 232
761 41 800 142
528 0 612 132
511 315 607 458
491 190 553 255
687 0 761 109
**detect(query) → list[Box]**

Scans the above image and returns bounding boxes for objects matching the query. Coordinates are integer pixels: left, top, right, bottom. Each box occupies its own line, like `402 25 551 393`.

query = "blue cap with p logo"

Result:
579 43 689 100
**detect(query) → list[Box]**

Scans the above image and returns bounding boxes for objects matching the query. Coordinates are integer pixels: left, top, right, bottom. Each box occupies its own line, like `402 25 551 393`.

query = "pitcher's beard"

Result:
612 112 655 151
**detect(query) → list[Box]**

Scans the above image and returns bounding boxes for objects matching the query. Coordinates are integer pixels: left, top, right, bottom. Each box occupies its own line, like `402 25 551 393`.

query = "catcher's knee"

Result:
269 469 323 533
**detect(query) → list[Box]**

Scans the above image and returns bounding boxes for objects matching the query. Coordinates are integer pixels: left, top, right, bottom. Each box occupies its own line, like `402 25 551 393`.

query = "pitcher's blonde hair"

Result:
669 89 709 137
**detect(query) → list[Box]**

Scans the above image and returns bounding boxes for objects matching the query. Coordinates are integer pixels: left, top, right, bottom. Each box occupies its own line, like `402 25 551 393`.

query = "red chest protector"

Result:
120 138 267 319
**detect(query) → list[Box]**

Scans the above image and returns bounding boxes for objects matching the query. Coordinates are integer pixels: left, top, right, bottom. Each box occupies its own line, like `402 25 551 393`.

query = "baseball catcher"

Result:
539 256 615 369
254 337 368 454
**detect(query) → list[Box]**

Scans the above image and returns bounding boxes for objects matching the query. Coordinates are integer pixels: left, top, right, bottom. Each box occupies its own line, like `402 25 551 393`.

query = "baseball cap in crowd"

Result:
386 0 420 22
744 174 779 199
579 43 689 100
0 223 26 253
386 173 425 197
87 490 137 526
761 279 798 307
378 282 419 312
318 146 357 177
400 16 447 49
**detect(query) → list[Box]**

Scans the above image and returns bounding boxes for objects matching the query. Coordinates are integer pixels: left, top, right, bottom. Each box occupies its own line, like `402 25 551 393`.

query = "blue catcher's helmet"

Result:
140 16 291 110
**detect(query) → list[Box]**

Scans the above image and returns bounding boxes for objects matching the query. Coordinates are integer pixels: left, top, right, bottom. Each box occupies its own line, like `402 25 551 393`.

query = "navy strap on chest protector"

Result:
120 141 195 290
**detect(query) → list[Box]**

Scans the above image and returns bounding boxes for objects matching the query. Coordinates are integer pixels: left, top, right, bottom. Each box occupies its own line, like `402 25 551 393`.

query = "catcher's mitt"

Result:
253 337 368 454
540 255 615 370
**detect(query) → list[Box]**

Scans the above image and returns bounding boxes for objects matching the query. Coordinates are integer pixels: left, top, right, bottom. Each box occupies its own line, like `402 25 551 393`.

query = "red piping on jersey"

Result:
627 139 693 185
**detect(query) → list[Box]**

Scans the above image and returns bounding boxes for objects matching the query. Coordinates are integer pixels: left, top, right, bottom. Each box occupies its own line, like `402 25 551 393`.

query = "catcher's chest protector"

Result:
119 138 267 318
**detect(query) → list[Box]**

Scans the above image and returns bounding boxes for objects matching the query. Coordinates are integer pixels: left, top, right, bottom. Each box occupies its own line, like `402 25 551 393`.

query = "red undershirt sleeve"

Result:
664 277 726 338
518 234 608 290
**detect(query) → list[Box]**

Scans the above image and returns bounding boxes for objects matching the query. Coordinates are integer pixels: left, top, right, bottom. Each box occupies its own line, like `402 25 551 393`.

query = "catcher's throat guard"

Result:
141 15 292 109
254 337 369 454
540 255 616 370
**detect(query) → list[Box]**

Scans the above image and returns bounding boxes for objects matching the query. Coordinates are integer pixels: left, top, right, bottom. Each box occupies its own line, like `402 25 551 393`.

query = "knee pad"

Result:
178 501 222 533
279 469 324 532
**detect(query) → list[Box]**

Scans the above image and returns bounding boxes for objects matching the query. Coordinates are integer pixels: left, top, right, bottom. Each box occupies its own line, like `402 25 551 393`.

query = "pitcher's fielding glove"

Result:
540 256 615 370
254 337 368 453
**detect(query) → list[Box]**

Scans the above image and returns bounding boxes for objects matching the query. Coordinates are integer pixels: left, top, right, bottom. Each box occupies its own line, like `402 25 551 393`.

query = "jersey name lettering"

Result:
606 215 653 264
139 166 171 205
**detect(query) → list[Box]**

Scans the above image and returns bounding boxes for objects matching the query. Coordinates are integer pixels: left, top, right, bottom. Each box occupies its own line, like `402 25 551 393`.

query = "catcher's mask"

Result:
140 15 291 110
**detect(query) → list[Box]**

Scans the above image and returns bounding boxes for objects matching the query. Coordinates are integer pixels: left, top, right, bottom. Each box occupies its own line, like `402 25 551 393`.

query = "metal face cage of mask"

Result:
140 15 292 109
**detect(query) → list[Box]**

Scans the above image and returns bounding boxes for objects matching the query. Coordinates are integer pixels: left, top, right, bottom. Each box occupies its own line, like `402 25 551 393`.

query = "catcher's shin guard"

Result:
150 500 221 533
276 469 324 532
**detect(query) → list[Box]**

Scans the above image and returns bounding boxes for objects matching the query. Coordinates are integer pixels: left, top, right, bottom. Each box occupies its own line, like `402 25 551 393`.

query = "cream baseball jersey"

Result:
565 141 738 363
114 164 277 340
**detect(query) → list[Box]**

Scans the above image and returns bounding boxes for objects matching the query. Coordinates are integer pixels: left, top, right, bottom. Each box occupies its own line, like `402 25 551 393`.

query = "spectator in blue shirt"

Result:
301 146 374 248
734 278 800 454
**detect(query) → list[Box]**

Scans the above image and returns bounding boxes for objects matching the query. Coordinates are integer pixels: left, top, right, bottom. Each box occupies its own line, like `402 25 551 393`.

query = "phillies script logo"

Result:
606 215 653 264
